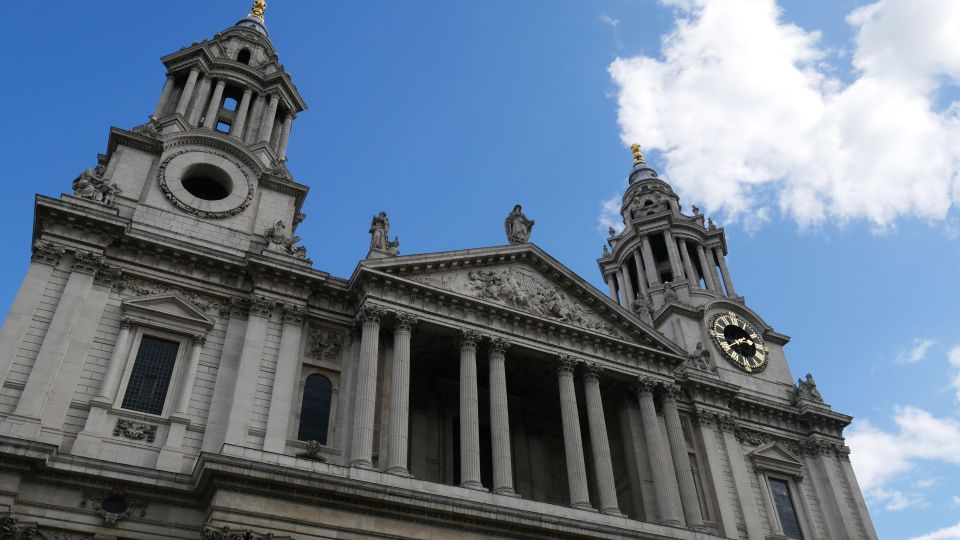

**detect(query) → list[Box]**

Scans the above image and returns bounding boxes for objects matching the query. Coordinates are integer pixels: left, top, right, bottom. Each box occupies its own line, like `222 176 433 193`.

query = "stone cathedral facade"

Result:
0 4 876 540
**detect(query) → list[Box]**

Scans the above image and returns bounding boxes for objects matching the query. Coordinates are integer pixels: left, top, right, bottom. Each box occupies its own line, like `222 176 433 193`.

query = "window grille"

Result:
769 478 804 539
297 374 333 444
121 335 180 415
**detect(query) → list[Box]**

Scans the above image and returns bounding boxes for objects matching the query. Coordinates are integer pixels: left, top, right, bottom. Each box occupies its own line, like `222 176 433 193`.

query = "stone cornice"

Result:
107 126 164 156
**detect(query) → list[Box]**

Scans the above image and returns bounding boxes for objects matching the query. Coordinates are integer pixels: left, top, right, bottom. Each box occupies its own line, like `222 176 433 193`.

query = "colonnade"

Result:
347 305 708 526
605 230 736 307
153 68 294 158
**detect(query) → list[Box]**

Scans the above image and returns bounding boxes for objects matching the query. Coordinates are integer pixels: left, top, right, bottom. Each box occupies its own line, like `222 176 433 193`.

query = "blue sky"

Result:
3 1 960 538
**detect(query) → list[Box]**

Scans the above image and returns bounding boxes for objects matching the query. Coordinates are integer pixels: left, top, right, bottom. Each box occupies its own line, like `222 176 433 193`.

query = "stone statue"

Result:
504 204 534 244
630 294 653 325
662 281 678 304
263 220 307 258
97 177 122 206
687 342 714 371
602 245 610 257
608 226 616 237
369 211 390 251
708 218 717 230
691 204 700 215
795 373 823 402
386 237 400 256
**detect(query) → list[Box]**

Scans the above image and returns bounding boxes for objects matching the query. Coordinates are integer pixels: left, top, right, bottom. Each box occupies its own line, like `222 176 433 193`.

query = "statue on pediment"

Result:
369 211 390 251
794 373 823 402
264 220 307 258
504 204 534 244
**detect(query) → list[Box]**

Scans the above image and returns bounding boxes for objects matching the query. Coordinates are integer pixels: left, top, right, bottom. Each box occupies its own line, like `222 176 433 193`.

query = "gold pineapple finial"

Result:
630 143 645 164
249 0 267 19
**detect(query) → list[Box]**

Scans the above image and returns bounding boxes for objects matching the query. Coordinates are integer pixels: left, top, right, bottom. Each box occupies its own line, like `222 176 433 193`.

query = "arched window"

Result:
298 374 333 444
237 48 251 65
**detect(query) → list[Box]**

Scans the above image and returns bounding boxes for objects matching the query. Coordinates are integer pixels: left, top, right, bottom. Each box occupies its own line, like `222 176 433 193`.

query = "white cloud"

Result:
911 522 960 540
599 14 623 50
598 194 625 235
913 478 937 489
607 0 960 230
869 488 927 511
897 338 937 364
847 407 960 493
952 495 960 508
949 346 960 401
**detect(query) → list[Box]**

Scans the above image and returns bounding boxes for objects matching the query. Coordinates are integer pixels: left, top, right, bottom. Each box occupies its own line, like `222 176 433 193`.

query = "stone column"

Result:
245 93 266 144
661 384 705 529
679 240 699 289
708 249 725 295
277 113 294 157
557 356 592 510
154 73 176 117
488 337 516 495
717 414 765 538
582 363 621 515
258 93 280 143
223 295 273 447
0 246 60 384
263 305 305 454
632 251 649 297
640 236 660 287
696 244 718 292
231 88 254 140
458 330 484 490
662 231 684 281
692 410 739 538
839 449 880 540
173 335 205 416
187 75 212 126
175 68 200 116
605 273 618 303
96 319 132 402
202 79 226 129
636 377 684 526
619 266 635 309
715 249 737 297
350 304 384 468
386 313 417 476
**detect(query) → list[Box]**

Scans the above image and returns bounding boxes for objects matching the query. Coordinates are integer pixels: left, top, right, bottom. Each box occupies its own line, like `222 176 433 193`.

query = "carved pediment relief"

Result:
408 264 626 339
121 292 216 333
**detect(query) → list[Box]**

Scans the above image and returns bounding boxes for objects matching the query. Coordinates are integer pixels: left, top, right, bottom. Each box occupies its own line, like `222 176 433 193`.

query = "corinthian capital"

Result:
394 312 419 333
635 375 658 395
582 361 602 382
356 304 386 324
557 354 579 375
489 337 511 355
459 329 482 349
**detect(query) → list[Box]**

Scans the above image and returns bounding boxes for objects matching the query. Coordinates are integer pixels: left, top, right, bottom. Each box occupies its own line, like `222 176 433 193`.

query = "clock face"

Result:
708 312 769 373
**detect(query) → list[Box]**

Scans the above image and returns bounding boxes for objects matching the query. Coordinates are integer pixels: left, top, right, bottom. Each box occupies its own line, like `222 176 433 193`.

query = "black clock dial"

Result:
709 312 769 373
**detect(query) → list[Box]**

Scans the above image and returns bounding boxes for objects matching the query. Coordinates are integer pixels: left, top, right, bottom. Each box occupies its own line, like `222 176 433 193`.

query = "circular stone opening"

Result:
180 163 233 201
101 496 128 515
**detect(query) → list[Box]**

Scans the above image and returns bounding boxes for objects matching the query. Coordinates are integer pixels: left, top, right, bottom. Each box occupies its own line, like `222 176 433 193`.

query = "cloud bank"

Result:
608 0 960 230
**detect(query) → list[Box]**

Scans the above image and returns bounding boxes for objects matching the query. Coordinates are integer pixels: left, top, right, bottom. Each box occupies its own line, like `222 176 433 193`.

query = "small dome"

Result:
235 16 268 36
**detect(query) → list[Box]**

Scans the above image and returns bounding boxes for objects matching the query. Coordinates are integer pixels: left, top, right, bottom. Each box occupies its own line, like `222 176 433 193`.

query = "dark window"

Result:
297 375 333 444
121 336 179 415
770 478 804 540
180 163 233 201
237 48 251 65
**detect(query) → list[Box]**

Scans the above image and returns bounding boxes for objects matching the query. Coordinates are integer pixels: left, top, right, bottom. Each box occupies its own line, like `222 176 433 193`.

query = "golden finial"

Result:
249 0 267 19
630 143 645 164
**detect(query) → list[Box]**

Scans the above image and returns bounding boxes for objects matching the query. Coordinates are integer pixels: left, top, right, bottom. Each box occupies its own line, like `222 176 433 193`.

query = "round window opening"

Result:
101 496 128 515
180 163 233 201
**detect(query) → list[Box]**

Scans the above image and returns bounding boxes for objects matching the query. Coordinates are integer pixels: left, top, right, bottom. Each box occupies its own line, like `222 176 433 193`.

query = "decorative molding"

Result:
489 336 511 355
115 276 227 315
635 375 658 395
661 383 681 401
113 419 157 443
80 489 147 527
557 354 579 375
582 362 602 381
307 328 342 360
355 304 386 325
156 148 255 219
93 264 124 287
394 312 419 333
0 514 42 539
295 440 327 462
281 303 305 325
31 240 66 266
71 251 106 275
248 295 275 318
192 334 207 347
458 329 482 349
201 525 283 540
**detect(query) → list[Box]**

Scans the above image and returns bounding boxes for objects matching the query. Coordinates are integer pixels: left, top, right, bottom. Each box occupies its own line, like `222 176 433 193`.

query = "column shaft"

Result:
174 336 205 416
636 380 684 526
458 330 483 489
619 266 635 308
277 114 294 158
640 236 660 287
662 387 705 529
715 249 737 297
679 240 698 289
223 298 271 446
259 94 280 143
263 306 304 453
97 320 131 401
245 94 266 144
187 76 212 126
708 249 724 295
175 68 200 116
632 251 649 297
154 74 176 117
488 338 515 495
693 412 739 538
696 244 718 292
350 306 383 468
663 230 684 281
583 365 620 515
386 314 417 475
605 273 618 302
231 88 254 140
558 357 592 510
203 79 226 129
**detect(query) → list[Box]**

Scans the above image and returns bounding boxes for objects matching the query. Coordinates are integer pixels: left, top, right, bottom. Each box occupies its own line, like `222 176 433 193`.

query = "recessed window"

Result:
215 121 232 133
180 163 233 201
237 48 251 65
223 97 238 111
101 497 128 515
121 336 180 415
298 375 333 444
769 478 804 540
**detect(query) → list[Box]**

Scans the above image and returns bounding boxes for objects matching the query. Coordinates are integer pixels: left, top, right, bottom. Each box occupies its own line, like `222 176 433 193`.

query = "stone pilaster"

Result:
224 294 273 447
488 337 516 495
582 363 621 515
386 312 417 476
263 304 305 454
557 355 592 510
458 329 484 490
636 377 683 526
661 384 705 530
349 304 384 468
692 409 739 538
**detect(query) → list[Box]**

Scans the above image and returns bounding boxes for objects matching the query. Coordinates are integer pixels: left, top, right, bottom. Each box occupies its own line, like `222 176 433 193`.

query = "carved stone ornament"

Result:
793 372 823 403
0 514 42 539
157 149 254 219
459 329 482 349
489 336 511 354
582 362 602 381
113 419 157 443
307 328 342 360
201 525 280 540
264 220 308 259
93 265 124 288
115 277 226 315
367 211 399 258
557 354 579 375
132 116 161 138
661 383 682 401
457 267 620 337
504 204 535 244
249 295 275 317
635 375 658 395
662 281 679 304
71 251 106 275
81 490 147 527
394 312 419 333
686 342 715 372
295 440 327 462
71 163 123 207
631 294 654 325
31 240 66 266
281 304 305 325
356 304 386 324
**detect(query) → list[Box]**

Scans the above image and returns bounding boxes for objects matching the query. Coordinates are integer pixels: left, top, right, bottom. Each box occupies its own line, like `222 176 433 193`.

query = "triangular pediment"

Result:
748 442 805 477
358 243 686 354
122 292 216 330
